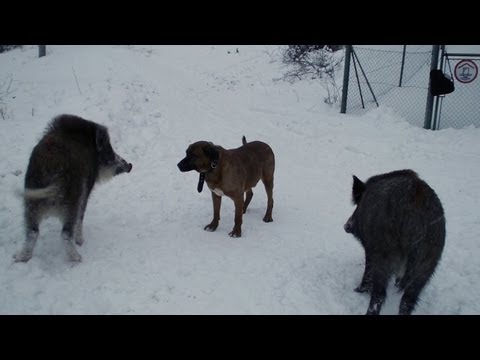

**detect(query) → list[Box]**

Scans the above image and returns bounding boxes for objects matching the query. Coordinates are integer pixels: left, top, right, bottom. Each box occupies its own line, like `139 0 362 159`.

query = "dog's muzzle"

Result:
177 158 194 172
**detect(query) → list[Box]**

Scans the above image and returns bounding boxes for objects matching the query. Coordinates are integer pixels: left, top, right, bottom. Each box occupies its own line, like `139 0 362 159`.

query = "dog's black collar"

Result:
198 173 205 193
198 161 218 193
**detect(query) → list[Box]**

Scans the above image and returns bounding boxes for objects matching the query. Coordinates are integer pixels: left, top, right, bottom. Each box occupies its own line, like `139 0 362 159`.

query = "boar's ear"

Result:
352 175 366 204
204 143 219 163
95 126 110 151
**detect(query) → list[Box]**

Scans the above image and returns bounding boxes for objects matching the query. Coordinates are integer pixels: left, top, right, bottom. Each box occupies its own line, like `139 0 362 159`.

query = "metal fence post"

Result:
424 45 440 129
39 45 46 57
399 45 406 87
431 45 446 130
352 48 379 107
340 45 352 114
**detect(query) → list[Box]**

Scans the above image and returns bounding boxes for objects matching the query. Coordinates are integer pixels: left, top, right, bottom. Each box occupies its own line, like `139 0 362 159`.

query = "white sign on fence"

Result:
454 60 478 84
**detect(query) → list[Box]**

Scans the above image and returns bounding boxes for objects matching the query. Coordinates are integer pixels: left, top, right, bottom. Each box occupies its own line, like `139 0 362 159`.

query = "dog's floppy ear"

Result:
95 126 110 151
204 142 219 163
352 175 365 205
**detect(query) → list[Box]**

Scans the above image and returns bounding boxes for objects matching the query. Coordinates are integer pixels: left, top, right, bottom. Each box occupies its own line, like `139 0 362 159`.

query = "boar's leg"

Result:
365 264 390 315
61 181 85 262
355 253 372 293
398 246 443 315
74 185 90 246
14 201 41 262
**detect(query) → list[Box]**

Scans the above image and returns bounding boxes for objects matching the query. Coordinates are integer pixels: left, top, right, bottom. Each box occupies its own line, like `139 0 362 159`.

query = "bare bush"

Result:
284 45 343 64
280 45 344 105
0 75 14 120
0 45 22 53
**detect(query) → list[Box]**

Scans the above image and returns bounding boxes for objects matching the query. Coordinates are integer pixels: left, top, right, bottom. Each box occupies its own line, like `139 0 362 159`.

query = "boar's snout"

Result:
114 155 133 175
344 216 354 234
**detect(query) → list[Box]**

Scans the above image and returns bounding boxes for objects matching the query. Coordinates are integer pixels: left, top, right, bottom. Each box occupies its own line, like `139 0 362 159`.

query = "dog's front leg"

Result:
204 192 222 232
229 195 244 238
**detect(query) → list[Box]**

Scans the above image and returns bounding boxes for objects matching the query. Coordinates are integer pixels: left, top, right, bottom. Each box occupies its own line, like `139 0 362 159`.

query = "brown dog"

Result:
177 136 275 237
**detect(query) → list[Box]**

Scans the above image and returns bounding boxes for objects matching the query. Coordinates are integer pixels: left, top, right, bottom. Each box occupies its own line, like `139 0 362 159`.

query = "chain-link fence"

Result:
435 56 480 130
341 46 480 130
341 46 432 128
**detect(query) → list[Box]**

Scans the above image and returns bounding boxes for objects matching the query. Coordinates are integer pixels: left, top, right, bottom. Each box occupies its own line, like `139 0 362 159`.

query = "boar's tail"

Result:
23 184 58 199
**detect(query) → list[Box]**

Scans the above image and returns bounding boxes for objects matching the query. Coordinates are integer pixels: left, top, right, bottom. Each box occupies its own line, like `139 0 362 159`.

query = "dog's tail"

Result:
21 184 58 200
242 136 247 145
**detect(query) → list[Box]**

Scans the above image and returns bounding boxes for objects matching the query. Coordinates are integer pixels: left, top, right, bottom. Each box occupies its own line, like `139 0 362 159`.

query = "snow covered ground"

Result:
1 45 479 314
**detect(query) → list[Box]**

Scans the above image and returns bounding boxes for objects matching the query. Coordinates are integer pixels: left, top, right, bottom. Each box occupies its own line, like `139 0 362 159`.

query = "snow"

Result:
1 45 479 314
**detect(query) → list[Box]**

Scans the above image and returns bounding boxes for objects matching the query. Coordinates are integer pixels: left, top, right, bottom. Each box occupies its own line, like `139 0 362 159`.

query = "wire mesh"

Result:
345 46 432 128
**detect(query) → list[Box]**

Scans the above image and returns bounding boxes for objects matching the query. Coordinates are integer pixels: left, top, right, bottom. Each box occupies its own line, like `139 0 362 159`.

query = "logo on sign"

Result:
454 60 478 84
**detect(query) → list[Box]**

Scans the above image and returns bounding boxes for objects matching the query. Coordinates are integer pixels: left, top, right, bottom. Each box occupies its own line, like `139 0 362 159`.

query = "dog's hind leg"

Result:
262 176 274 222
243 189 253 214
14 201 40 262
